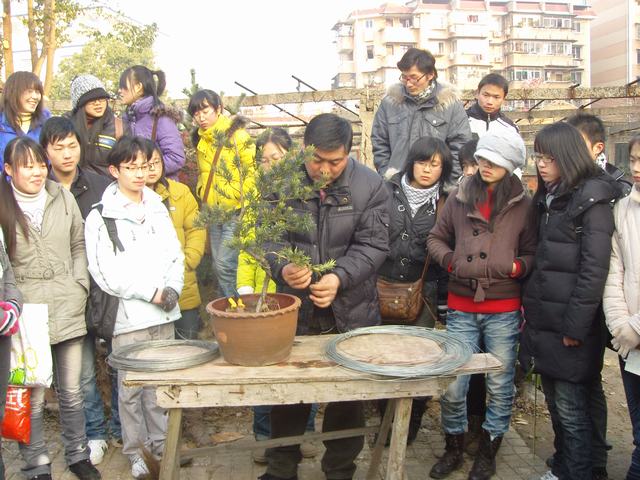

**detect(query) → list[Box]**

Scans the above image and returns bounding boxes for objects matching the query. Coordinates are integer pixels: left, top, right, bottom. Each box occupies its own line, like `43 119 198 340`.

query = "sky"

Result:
102 0 380 99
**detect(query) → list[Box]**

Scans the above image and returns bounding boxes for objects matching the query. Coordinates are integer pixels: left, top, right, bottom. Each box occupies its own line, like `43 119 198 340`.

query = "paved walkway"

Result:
3 405 549 480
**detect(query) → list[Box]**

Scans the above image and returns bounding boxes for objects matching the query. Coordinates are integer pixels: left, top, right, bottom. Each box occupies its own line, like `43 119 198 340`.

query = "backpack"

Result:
85 204 124 340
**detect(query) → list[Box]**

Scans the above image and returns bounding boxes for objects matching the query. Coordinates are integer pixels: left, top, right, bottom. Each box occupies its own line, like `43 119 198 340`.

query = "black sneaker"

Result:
258 474 298 480
32 475 53 480
69 459 101 480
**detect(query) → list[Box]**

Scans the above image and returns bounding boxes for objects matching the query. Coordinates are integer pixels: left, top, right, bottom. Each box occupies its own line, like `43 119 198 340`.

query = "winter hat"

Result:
474 127 526 174
70 74 110 112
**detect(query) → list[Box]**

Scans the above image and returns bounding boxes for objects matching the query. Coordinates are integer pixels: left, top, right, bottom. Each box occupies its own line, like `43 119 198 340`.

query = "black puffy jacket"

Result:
520 172 623 383
266 158 390 334
378 172 444 282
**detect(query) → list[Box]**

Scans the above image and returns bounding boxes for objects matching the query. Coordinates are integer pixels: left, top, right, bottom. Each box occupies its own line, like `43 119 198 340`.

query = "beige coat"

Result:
603 187 640 336
11 180 89 344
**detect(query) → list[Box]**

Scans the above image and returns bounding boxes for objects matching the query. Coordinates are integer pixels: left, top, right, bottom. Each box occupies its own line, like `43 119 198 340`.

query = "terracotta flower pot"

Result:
206 293 301 366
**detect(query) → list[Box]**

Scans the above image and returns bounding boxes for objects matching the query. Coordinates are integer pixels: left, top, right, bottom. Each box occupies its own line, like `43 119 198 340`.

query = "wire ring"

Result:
108 339 219 372
325 325 473 378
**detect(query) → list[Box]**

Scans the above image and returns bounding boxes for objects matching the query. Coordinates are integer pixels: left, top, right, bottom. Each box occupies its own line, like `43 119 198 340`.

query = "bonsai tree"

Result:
196 129 335 313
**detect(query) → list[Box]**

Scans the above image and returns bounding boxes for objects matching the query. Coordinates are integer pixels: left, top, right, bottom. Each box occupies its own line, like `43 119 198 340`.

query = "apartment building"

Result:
591 0 640 86
332 0 594 90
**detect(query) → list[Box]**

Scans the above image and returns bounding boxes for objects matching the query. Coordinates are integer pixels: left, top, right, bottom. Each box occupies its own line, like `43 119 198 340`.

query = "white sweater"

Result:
603 186 640 337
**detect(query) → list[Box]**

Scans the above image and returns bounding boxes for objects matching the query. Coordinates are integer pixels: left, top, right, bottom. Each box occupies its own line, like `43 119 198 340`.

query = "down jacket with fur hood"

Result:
371 81 472 180
123 96 185 178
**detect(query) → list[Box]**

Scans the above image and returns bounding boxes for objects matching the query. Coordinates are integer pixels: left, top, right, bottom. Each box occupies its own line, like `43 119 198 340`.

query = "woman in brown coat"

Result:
427 128 536 480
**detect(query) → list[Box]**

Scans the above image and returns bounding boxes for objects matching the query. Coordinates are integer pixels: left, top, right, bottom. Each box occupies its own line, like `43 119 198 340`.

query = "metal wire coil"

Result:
108 339 219 372
325 325 473 378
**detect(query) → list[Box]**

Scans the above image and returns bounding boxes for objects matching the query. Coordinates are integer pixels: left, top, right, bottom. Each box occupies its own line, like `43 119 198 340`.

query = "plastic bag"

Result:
1 386 31 443
9 304 53 387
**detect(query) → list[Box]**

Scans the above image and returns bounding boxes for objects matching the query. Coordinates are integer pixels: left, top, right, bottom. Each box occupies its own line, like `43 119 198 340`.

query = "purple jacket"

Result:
122 96 185 178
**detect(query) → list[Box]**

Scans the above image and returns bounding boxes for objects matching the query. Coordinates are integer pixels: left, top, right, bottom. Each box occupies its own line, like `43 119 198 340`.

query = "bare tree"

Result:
2 0 15 77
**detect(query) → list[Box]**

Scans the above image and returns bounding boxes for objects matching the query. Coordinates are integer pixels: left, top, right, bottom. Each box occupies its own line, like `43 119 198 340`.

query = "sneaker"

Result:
32 475 53 480
88 439 109 466
300 441 319 458
110 436 123 448
130 455 150 479
540 471 559 480
68 459 101 480
252 447 267 463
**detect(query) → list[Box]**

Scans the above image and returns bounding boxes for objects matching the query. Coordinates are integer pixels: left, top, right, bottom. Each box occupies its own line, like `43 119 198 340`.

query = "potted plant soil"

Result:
197 130 334 366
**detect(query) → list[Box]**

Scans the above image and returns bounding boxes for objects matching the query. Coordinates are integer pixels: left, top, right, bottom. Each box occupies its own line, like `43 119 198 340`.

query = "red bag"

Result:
1 386 31 443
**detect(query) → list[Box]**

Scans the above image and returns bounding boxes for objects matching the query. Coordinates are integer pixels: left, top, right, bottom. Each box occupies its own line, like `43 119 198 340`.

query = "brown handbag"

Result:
377 255 431 324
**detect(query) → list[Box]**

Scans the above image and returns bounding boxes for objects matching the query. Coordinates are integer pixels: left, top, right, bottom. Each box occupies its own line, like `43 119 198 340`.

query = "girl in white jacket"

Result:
84 136 184 479
603 134 640 480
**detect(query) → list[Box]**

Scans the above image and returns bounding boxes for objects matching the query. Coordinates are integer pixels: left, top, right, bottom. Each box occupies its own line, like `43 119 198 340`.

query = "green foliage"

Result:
195 132 332 311
50 19 158 100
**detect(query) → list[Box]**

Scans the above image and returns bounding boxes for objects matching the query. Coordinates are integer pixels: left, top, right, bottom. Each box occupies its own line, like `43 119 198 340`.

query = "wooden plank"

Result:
159 408 182 480
387 398 412 480
367 399 396 480
505 104 640 120
126 335 502 387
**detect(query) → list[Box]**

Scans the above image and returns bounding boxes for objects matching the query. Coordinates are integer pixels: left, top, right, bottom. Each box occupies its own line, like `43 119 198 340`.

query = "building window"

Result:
401 18 412 28
510 69 541 81
571 71 582 84
637 49 640 65
365 19 373 28
572 46 581 59
367 45 374 59
400 44 411 53
468 15 479 23
386 18 394 27
438 42 445 55
637 24 640 40
545 42 570 55
387 44 394 55
573 21 581 32
543 17 571 29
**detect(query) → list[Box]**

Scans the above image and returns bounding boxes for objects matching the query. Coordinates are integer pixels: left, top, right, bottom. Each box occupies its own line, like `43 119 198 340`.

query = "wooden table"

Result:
126 335 502 480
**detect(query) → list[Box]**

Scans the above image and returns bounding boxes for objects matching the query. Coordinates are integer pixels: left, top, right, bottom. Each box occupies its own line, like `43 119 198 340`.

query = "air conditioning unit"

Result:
493 56 503 63
473 54 483 62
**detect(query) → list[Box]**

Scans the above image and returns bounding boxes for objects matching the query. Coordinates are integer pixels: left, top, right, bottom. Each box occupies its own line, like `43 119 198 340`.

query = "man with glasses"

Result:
85 136 184 479
371 48 471 180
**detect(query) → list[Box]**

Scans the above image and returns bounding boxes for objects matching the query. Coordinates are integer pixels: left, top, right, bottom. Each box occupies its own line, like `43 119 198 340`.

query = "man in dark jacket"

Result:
262 113 390 480
371 48 471 180
41 117 117 466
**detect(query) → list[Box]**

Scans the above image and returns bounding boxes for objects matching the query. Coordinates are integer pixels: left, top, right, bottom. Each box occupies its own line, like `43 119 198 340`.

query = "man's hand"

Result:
562 336 581 347
309 273 340 308
612 323 640 358
282 263 312 290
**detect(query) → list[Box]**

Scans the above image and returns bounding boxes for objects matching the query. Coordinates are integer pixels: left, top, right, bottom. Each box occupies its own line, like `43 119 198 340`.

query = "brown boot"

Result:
429 433 464 479
465 415 483 455
468 430 502 480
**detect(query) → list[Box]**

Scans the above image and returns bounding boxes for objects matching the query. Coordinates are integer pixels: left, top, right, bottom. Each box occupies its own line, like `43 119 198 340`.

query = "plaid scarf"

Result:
401 174 439 218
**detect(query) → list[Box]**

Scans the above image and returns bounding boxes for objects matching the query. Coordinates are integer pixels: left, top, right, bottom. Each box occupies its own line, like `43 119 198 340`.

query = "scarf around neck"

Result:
401 174 439 218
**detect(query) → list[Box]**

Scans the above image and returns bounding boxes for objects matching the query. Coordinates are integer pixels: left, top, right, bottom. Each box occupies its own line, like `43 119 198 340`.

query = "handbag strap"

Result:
150 116 159 143
201 144 224 205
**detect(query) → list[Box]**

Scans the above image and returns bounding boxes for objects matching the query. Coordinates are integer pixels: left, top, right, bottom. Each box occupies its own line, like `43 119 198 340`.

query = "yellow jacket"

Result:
195 115 256 210
236 250 276 295
154 179 206 310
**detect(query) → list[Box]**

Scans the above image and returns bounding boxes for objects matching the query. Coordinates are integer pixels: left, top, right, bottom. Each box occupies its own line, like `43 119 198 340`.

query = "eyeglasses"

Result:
120 163 149 174
148 160 162 170
399 72 427 84
532 153 555 165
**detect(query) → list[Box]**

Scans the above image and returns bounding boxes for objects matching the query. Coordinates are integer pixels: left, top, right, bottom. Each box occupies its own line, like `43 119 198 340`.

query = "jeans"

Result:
253 404 319 439
80 334 108 440
541 375 593 480
440 310 520 437
0 336 10 480
20 336 90 478
113 323 174 459
174 308 201 340
620 356 640 480
209 220 239 298
266 401 364 479
589 375 609 474
106 339 122 440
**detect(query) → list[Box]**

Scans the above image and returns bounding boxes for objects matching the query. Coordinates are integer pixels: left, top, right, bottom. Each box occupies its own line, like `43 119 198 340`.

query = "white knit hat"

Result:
70 74 110 112
474 128 526 174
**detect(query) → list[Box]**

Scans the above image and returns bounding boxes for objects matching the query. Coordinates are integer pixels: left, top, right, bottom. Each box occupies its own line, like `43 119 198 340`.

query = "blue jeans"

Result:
541 375 592 480
20 336 89 478
620 356 640 480
174 308 201 340
80 335 108 440
106 340 122 440
253 404 319 440
209 220 239 298
440 310 520 437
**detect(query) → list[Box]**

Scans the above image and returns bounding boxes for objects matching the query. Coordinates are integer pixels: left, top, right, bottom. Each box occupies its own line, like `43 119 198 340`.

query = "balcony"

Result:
506 26 577 42
448 52 490 66
448 23 486 38
380 26 418 44
336 35 354 53
332 73 356 89
504 53 576 68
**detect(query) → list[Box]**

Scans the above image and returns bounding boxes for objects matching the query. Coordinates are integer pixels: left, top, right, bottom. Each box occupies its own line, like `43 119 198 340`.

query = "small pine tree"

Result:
196 131 335 313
